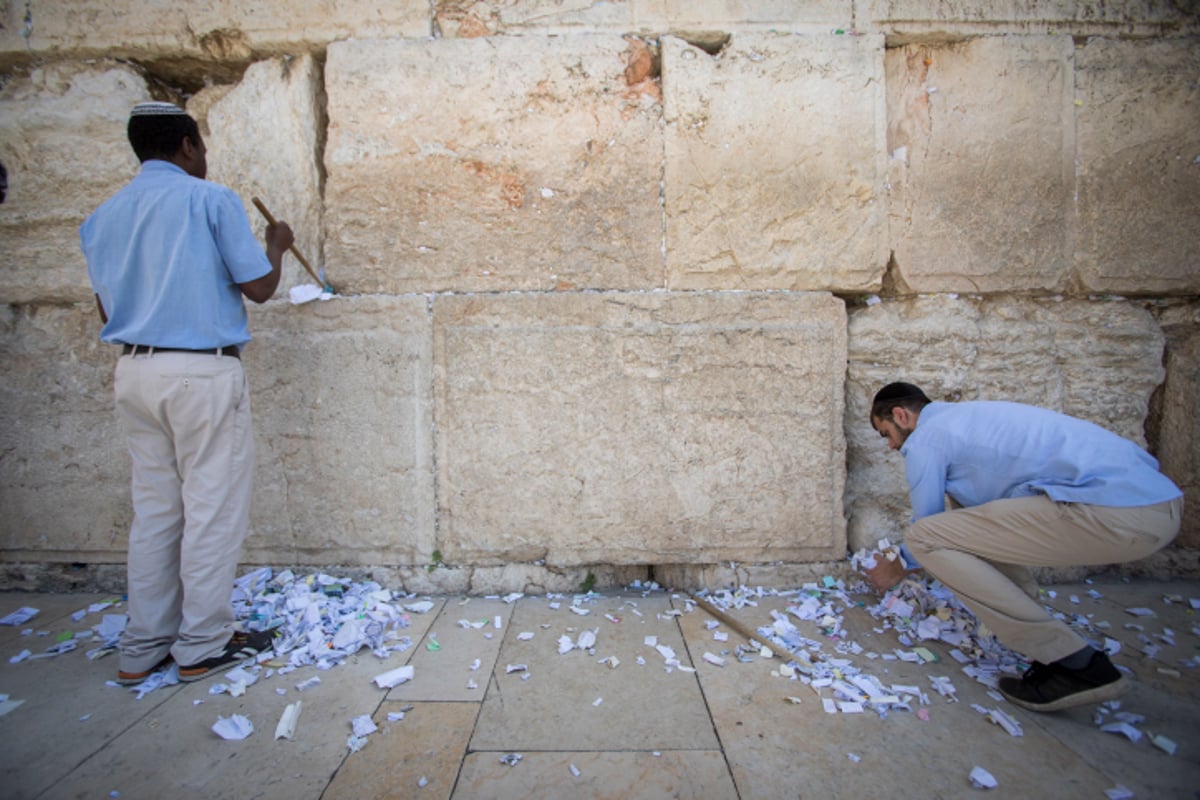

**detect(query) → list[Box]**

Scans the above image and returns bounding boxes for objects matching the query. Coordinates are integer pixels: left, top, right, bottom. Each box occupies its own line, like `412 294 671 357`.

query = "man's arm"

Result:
239 221 294 304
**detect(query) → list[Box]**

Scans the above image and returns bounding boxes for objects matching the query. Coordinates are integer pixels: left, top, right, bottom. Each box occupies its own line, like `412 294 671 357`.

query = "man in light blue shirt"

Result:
869 382 1182 712
81 102 294 685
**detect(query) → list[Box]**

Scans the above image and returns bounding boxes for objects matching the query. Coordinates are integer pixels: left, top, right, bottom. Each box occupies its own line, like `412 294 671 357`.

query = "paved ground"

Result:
1 578 1197 799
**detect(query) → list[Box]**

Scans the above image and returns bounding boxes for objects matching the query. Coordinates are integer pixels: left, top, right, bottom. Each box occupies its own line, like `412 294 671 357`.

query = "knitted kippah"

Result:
130 101 186 118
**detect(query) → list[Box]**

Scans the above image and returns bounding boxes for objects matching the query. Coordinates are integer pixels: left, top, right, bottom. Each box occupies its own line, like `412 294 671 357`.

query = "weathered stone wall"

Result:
1 1 1197 592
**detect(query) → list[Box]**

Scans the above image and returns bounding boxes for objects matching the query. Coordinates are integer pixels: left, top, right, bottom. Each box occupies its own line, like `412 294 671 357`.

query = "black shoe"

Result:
999 651 1128 712
178 628 278 683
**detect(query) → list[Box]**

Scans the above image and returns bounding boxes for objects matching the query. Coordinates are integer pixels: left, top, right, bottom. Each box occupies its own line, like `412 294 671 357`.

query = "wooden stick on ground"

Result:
689 594 786 661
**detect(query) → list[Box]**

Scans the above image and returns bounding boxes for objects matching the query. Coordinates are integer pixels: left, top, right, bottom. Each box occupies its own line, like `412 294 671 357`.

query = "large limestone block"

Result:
193 54 326 294
324 36 663 294
0 304 128 560
1075 38 1200 295
1155 306 1200 548
664 34 887 292
0 2 429 68
243 296 435 565
887 36 1075 293
861 0 1200 33
433 291 848 566
845 295 1166 551
435 1 845 37
0 62 147 304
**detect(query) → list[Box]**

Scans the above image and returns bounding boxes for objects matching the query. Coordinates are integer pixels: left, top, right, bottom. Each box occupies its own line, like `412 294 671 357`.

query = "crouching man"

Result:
868 382 1182 712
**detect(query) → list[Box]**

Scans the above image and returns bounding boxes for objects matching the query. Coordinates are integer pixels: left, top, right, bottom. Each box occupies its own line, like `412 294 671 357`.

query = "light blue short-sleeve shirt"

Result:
80 161 271 348
900 401 1181 522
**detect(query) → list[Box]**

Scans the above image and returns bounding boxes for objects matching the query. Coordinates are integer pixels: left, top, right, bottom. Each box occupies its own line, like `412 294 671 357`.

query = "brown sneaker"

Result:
998 651 1128 712
116 654 173 686
178 628 278 683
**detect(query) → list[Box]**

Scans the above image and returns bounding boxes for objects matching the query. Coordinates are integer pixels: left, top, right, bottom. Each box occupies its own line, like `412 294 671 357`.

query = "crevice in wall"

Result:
673 31 731 56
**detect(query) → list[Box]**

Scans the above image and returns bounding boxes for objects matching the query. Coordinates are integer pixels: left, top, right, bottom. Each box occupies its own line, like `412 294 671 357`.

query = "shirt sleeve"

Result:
210 187 273 284
903 433 948 522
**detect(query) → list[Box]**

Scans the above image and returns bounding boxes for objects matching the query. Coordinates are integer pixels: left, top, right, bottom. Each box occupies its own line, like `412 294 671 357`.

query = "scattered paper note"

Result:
373 665 414 688
274 702 302 740
212 714 254 740
969 766 997 789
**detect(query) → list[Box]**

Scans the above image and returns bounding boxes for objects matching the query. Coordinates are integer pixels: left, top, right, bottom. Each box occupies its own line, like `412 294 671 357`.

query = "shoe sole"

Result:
1002 675 1129 712
178 652 259 683
116 656 174 686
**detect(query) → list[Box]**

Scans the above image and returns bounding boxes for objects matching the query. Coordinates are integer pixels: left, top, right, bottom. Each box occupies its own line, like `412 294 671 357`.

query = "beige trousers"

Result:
114 350 255 672
907 495 1182 664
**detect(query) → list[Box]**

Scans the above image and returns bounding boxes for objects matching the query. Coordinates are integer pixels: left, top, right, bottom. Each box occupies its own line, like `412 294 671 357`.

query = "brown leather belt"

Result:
122 344 240 359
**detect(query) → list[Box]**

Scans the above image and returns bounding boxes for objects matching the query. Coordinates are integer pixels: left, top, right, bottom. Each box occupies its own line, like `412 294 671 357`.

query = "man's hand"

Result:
863 556 919 593
265 221 295 259
240 221 295 304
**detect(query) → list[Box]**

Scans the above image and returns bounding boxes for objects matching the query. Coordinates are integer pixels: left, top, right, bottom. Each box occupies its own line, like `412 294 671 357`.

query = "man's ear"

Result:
891 406 914 428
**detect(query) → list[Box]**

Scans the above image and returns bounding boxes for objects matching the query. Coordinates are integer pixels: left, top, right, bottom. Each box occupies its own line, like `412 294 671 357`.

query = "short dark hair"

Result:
871 382 932 422
127 113 201 162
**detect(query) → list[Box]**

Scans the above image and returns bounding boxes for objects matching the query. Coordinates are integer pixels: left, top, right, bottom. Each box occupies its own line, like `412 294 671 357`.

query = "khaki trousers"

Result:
114 351 255 672
907 495 1182 664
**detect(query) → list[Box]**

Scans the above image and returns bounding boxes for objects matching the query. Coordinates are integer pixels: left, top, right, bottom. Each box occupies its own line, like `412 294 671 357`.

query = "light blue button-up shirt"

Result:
900 401 1181 523
81 160 271 349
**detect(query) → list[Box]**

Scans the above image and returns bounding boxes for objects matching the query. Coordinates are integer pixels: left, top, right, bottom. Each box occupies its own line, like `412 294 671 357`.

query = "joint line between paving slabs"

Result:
319 688 390 799
671 596 745 799
37 689 183 800
446 696 487 798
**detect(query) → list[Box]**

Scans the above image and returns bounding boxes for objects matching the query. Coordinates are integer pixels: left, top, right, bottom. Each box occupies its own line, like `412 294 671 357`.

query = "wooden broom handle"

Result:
251 197 324 286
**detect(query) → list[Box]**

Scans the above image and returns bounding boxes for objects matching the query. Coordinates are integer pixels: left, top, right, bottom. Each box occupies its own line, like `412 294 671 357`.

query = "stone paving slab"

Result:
387 597 512 702
470 593 718 751
0 593 115 646
43 651 397 799
324 700 479 800
676 594 1116 799
453 750 738 799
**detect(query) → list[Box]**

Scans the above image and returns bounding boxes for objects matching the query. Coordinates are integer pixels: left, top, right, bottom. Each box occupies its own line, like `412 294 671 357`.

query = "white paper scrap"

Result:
0 607 39 626
274 702 302 740
969 766 997 789
987 708 1023 737
351 715 378 737
557 635 574 655
1151 734 1177 755
593 697 603 707
506 664 527 674
346 735 369 753
703 652 726 667
577 630 597 650
0 698 25 717
1125 607 1156 617
212 714 254 740
569 763 581 777
10 649 31 664
1100 722 1142 743
1104 785 1135 800
499 753 523 767
517 631 535 641
373 665 414 688
287 284 331 305
296 676 322 692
